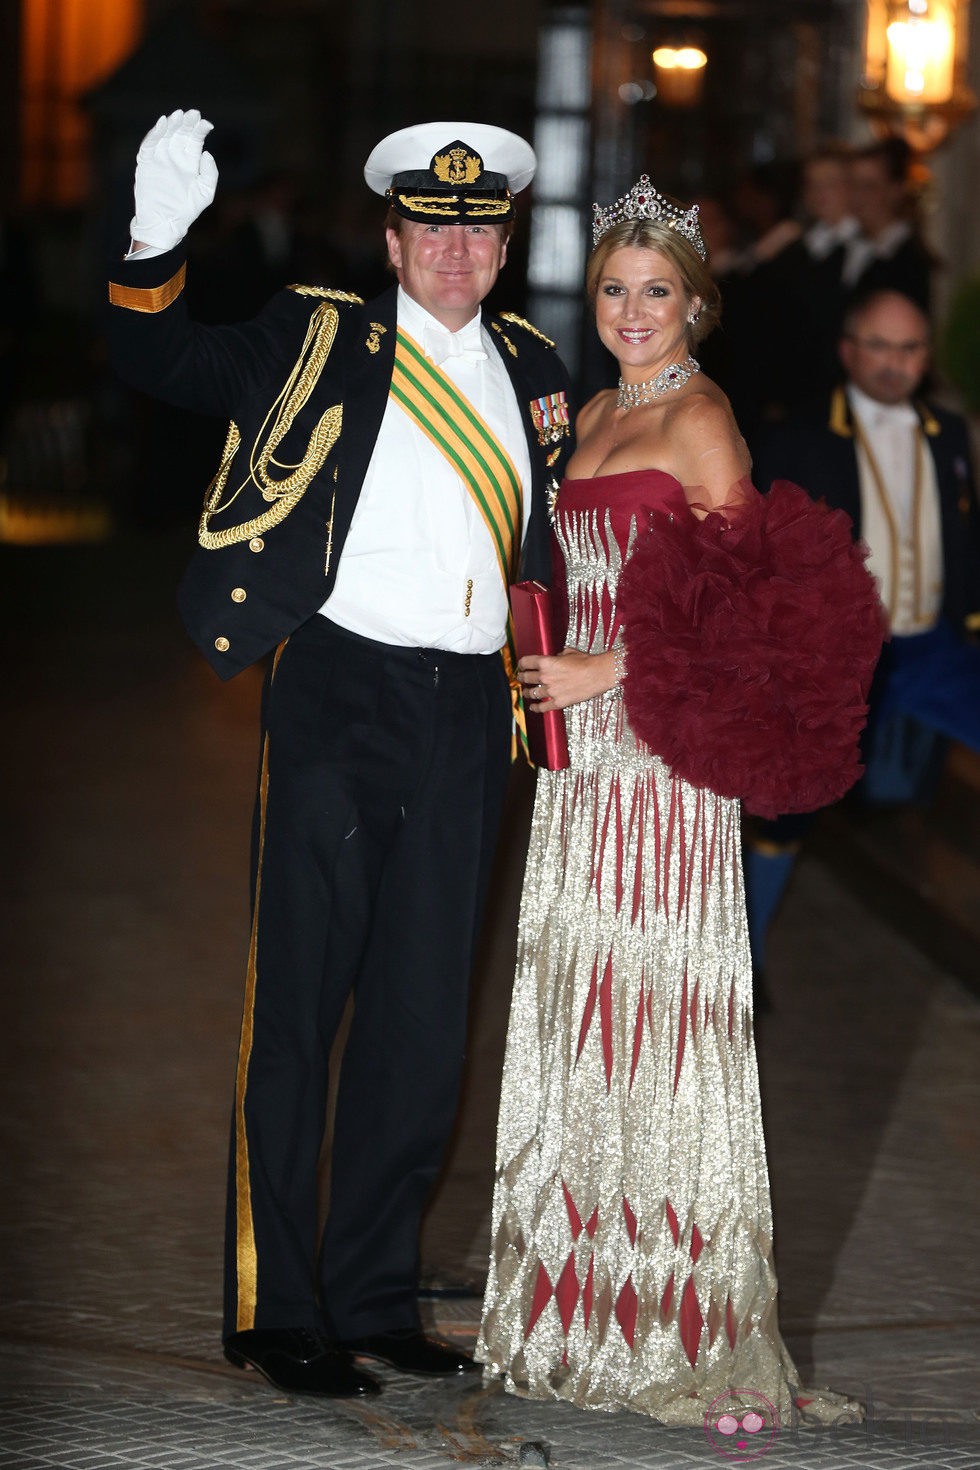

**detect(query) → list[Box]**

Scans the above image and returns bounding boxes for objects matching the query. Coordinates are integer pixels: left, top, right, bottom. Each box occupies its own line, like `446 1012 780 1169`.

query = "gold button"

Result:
214 636 230 653
231 587 246 602
249 537 265 553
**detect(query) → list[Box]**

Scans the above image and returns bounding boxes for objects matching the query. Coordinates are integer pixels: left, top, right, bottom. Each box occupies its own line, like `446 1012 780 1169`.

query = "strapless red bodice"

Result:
557 469 689 542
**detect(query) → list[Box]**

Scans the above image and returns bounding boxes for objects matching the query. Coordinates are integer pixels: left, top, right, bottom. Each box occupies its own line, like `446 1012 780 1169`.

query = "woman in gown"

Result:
475 180 883 1427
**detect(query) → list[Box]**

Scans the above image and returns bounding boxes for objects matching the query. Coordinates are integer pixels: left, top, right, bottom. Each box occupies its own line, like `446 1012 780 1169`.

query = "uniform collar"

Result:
396 286 488 365
847 382 919 431
829 383 940 438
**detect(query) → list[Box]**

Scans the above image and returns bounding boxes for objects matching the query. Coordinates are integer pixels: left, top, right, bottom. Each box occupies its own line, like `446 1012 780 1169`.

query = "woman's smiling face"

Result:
594 246 698 382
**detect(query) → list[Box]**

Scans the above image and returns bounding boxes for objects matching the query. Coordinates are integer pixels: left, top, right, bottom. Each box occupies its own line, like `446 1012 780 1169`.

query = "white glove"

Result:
130 109 219 251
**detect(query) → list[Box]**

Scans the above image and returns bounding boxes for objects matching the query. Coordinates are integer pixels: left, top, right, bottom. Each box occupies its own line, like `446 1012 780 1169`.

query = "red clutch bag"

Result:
509 580 570 771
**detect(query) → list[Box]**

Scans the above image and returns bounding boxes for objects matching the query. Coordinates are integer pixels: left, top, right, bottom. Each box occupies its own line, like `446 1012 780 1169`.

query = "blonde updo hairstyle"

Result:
586 217 721 349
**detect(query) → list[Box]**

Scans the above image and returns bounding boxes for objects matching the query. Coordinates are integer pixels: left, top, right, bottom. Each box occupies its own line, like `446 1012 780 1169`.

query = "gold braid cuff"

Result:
108 264 186 314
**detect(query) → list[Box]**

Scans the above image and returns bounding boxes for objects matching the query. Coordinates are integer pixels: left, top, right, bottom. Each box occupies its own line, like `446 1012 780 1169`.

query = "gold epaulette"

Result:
288 285 364 304
914 399 941 436
498 312 556 348
828 385 852 438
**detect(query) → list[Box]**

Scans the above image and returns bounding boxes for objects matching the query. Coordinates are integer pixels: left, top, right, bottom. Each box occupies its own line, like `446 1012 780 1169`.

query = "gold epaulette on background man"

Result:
288 286 365 305
498 312 555 348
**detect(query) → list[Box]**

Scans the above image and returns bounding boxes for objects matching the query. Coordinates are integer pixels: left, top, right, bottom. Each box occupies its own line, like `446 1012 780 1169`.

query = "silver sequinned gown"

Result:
476 471 853 1428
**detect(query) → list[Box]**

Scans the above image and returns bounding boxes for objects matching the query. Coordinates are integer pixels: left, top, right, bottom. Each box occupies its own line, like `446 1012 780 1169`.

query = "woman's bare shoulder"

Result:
668 384 745 450
664 382 750 490
669 377 736 427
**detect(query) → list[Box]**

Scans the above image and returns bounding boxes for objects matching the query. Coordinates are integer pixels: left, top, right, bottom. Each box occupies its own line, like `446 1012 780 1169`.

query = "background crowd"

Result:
694 135 935 439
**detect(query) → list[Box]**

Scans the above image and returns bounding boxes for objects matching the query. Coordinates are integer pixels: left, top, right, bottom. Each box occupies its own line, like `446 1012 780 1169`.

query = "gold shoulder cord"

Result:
498 312 556 349
198 302 343 550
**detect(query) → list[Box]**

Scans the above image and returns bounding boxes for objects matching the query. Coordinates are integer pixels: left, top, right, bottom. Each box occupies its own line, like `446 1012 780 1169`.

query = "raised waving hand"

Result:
130 108 219 251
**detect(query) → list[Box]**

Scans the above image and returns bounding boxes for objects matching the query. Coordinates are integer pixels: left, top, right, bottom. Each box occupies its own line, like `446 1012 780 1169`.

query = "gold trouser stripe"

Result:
108 264 186 314
233 637 288 1329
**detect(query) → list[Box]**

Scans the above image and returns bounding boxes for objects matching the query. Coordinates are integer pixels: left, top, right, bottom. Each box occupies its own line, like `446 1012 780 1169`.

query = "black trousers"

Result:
223 614 512 1339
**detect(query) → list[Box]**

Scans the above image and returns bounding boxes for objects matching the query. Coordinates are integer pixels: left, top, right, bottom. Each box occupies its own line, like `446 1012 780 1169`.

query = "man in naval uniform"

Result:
743 288 980 983
107 111 573 1398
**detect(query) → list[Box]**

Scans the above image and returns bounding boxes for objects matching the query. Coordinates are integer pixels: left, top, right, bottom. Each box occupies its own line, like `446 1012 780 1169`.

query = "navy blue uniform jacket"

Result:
107 242 574 678
752 385 980 635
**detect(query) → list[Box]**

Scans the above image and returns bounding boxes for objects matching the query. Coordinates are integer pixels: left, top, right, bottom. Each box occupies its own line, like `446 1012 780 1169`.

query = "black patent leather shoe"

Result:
339 1327 479 1376
223 1327 381 1397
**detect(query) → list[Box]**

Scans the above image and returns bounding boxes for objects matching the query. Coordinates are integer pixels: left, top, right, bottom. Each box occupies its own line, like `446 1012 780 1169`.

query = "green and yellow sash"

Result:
391 328 530 759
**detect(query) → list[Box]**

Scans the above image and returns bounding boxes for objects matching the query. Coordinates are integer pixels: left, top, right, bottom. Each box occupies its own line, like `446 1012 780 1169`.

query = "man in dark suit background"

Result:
107 111 573 1398
841 139 935 312
744 287 980 984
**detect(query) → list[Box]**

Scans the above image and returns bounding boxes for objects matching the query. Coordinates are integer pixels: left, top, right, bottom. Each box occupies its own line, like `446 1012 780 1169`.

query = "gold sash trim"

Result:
390 328 530 760
391 329 522 582
108 264 186 314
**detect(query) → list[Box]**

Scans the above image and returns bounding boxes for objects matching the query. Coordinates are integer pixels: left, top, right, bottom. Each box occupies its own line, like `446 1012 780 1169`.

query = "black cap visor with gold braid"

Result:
365 123 535 225
388 144 513 222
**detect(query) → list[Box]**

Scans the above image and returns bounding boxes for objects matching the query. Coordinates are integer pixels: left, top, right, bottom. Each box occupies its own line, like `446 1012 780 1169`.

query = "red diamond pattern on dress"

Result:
673 975 688 1095
595 785 611 908
675 791 687 920
615 1274 638 1348
562 1179 583 1239
575 953 615 1089
524 1261 553 1339
690 1223 704 1263
705 798 718 921
663 786 676 917
622 1195 638 1246
613 777 624 911
665 1197 680 1246
584 1205 599 1238
555 1252 580 1334
629 982 645 1089
630 785 645 928
651 781 662 916
576 958 599 1061
582 1252 595 1329
680 1274 704 1368
599 954 614 1088
660 1270 674 1319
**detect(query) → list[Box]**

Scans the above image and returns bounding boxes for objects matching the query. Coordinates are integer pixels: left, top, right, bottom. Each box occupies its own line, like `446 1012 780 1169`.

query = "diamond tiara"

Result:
592 175 707 259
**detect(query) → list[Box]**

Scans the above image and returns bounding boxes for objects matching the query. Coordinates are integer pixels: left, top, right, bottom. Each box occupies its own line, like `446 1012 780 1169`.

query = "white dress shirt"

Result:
841 220 912 288
319 288 532 652
803 215 859 262
849 383 943 634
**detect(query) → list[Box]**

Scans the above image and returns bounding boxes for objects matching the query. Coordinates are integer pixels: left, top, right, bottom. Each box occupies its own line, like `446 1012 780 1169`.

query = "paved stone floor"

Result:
2 533 978 1469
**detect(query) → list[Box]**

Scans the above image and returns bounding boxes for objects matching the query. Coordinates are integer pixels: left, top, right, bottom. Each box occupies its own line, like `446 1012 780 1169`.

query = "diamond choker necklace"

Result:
617 356 700 410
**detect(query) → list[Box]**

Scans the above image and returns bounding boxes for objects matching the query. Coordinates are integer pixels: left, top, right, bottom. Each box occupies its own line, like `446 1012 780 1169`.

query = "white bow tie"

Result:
872 403 918 431
423 324 488 367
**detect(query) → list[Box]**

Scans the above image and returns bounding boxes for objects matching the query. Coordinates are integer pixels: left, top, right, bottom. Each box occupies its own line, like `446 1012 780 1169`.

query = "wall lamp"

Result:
859 0 976 150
